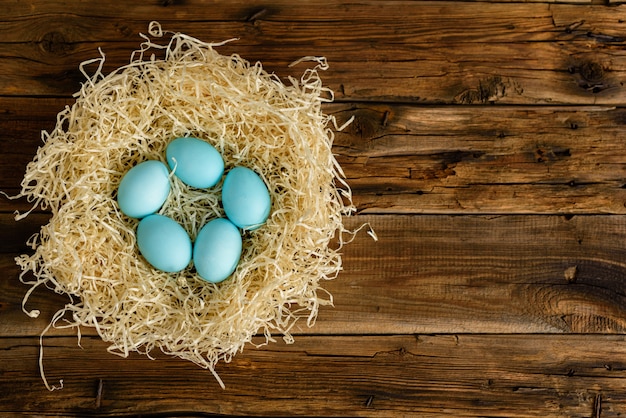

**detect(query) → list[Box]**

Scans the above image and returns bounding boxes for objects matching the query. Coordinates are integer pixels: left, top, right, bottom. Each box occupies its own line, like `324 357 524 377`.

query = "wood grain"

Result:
1 2 626 104
4 98 626 214
3 1 626 416
4 214 626 337
331 104 626 214
1 334 625 417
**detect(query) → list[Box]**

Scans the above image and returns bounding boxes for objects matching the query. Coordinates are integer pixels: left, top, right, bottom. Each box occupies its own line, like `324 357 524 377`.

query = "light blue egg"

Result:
117 160 170 218
193 218 242 283
222 167 271 230
137 214 192 273
166 137 224 188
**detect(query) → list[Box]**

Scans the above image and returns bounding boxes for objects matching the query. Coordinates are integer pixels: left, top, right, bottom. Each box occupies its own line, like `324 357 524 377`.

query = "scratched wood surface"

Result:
2 1 626 417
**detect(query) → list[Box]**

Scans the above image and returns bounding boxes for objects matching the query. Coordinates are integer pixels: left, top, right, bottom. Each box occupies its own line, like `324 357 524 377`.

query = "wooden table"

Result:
2 1 626 416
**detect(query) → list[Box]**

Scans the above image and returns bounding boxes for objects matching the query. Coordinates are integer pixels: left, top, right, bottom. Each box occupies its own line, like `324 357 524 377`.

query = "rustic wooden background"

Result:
2 0 626 416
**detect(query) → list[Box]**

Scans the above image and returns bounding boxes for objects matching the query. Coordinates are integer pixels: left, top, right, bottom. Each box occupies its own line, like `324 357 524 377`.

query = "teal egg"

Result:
193 218 242 283
222 167 271 230
117 160 170 218
137 214 192 273
166 137 224 188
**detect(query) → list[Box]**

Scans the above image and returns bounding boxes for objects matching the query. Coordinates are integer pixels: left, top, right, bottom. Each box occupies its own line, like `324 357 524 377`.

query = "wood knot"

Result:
348 110 382 141
580 61 604 83
114 22 133 38
454 76 523 104
564 266 578 283
569 60 609 93
533 145 570 163
40 31 72 55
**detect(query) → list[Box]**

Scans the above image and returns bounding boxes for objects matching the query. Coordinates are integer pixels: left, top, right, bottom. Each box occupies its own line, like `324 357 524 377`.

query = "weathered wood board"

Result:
1 3 626 105
2 1 626 417
2 335 626 417
4 99 626 214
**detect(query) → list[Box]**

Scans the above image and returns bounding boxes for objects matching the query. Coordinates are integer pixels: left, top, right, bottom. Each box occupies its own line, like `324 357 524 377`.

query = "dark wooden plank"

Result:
0 97 70 196
0 334 625 416
1 3 625 103
318 214 626 334
4 214 626 337
0 0 595 20
0 214 50 254
333 104 626 214
0 251 71 339
5 98 626 215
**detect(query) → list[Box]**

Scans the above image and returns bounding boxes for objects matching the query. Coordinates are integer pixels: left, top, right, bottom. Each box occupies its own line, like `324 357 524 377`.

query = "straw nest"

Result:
15 22 359 389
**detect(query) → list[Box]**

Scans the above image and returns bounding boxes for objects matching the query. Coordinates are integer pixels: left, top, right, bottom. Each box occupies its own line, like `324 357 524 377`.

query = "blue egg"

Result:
136 214 192 273
166 137 224 188
221 167 271 230
193 218 242 283
117 160 170 218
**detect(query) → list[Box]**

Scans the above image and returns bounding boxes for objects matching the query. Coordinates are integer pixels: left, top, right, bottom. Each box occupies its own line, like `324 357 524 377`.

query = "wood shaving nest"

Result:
15 22 358 389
